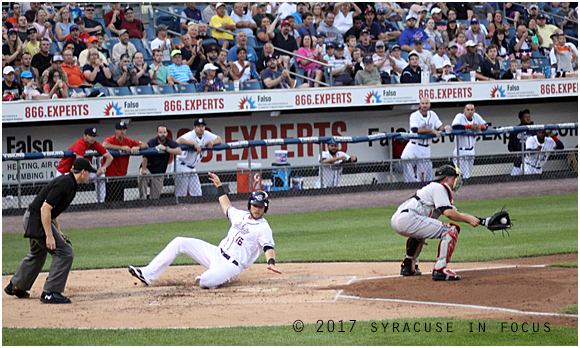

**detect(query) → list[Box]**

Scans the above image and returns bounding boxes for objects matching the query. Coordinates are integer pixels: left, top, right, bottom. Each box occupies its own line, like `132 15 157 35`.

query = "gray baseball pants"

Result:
10 211 74 293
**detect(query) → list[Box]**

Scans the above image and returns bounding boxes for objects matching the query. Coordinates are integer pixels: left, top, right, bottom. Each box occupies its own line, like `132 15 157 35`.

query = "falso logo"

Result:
365 90 382 104
104 102 123 116
490 85 507 98
238 96 257 110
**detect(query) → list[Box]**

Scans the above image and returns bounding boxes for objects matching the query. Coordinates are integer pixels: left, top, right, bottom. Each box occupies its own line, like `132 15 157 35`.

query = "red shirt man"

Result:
112 6 145 39
102 121 148 177
56 127 113 175
105 2 124 27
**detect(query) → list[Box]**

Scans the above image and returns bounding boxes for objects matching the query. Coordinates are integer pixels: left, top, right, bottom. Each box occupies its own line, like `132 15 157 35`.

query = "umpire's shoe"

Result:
432 268 461 281
4 281 30 298
400 260 422 276
40 292 71 304
129 266 150 285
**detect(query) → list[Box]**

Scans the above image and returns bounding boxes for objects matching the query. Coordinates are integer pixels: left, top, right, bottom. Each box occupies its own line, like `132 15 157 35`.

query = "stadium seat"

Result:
108 86 132 96
400 51 409 62
507 27 516 40
129 38 145 51
152 85 177 94
102 39 119 52
457 19 470 28
223 82 236 91
499 60 511 73
242 80 262 90
480 19 490 29
459 73 471 81
295 66 305 86
172 37 181 46
130 86 154 95
145 27 155 39
57 40 65 52
84 87 110 96
170 6 186 16
175 83 197 93
67 88 85 98
49 42 60 55
532 50 545 58
94 18 106 32
254 46 263 57
246 35 258 48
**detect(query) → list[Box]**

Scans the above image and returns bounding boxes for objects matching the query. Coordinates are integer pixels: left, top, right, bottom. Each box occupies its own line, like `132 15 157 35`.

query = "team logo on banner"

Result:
238 96 257 110
103 102 123 116
490 85 506 98
365 91 382 104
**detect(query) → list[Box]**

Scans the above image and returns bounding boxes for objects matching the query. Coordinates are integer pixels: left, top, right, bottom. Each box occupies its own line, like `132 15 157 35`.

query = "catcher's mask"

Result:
248 190 269 213
433 165 463 191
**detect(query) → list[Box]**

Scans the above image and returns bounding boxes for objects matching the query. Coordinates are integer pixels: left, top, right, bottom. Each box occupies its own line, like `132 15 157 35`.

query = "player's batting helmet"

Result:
433 165 463 191
248 191 269 213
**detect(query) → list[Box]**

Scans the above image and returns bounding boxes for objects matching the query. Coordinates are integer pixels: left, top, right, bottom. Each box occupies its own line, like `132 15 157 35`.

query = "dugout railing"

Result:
2 124 577 215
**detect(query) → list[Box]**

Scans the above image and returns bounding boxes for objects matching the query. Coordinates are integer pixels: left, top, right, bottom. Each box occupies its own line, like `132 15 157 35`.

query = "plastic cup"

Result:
516 69 521 80
469 71 476 82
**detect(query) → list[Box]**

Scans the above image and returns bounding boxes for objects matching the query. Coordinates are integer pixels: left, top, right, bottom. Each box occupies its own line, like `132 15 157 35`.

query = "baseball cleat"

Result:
195 276 201 284
4 281 30 298
129 266 150 285
432 268 461 281
40 291 71 304
400 264 422 276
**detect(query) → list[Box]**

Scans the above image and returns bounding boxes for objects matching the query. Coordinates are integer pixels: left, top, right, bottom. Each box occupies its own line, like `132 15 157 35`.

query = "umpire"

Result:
4 158 96 304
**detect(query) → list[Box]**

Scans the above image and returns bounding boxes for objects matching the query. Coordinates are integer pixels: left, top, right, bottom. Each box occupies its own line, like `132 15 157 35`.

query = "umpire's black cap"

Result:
72 158 97 173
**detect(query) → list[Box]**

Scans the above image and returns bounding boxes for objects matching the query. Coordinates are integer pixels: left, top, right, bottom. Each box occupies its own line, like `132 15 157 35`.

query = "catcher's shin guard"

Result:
401 238 424 276
433 224 460 271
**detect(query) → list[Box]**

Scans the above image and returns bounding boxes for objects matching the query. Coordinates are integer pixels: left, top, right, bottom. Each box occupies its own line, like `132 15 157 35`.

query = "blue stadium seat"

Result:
175 83 197 93
68 88 85 98
129 38 145 52
480 19 490 29
242 80 262 90
400 51 409 62
94 18 106 32
145 27 155 39
152 85 176 94
108 86 132 96
130 86 154 95
154 7 172 19
223 82 236 91
295 66 305 86
246 35 258 48
49 42 60 55
507 27 516 40
57 40 65 52
457 20 470 28
102 39 119 52
172 37 181 46
171 6 186 16
84 87 110 96
499 60 511 73
532 50 545 58
459 73 471 81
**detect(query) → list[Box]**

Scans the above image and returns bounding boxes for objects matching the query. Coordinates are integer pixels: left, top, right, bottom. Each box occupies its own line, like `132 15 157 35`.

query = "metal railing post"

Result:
95 156 102 204
388 137 393 182
173 157 179 204
248 150 253 193
16 161 22 209
319 142 324 188
520 132 526 175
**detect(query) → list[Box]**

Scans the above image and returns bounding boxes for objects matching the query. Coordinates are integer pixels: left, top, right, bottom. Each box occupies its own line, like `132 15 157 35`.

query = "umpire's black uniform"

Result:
5 158 96 304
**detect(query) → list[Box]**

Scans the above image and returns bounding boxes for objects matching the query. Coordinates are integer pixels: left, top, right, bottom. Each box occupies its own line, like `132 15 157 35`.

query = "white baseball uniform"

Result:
175 130 219 197
314 150 351 188
524 135 556 174
400 110 443 182
451 112 487 179
139 206 275 289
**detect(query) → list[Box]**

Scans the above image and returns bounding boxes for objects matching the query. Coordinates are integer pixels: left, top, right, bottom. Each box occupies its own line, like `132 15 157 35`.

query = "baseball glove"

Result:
478 210 512 236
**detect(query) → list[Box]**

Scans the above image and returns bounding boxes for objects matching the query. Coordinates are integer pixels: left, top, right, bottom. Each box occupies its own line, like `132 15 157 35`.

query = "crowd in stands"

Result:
2 2 578 101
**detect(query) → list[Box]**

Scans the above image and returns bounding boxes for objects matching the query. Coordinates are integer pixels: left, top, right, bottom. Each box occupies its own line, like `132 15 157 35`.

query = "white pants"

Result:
453 148 475 179
140 237 243 289
175 163 202 197
56 170 105 202
511 165 522 176
524 163 543 175
391 208 454 240
401 142 432 183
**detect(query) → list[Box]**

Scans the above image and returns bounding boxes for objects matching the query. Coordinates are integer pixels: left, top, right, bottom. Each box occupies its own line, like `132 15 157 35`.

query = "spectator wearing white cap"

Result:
372 40 393 83
462 40 483 71
400 50 421 83
150 24 175 62
199 63 224 92
389 45 408 75
2 66 23 100
209 3 236 50
41 54 69 86
112 29 136 63
413 38 436 74
439 60 459 82
430 7 447 33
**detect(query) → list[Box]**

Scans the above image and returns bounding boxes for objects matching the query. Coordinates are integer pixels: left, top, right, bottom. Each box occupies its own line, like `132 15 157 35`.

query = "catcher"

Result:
391 165 511 281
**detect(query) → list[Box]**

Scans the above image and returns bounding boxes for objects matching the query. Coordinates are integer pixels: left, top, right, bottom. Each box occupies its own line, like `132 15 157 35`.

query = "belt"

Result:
180 162 196 169
412 195 420 201
411 142 429 148
220 248 239 266
525 163 542 169
459 147 474 151
401 209 409 213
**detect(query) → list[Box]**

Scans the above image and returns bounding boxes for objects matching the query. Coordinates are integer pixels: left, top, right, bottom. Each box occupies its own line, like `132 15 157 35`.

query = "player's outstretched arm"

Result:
443 209 480 227
265 248 282 274
208 172 232 216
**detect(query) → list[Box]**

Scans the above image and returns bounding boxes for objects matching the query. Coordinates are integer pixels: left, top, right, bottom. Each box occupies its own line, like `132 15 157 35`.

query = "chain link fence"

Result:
3 149 577 216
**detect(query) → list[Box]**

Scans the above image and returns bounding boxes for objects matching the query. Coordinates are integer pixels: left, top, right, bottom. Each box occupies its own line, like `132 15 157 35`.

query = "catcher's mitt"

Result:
479 210 512 236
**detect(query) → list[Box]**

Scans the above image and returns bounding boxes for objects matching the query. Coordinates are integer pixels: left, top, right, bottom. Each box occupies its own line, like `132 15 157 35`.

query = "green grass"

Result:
2 318 577 346
549 262 578 268
3 193 578 275
562 305 578 314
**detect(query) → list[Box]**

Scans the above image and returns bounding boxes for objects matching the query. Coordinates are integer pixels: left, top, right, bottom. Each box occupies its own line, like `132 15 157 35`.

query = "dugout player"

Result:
129 172 281 289
523 129 564 174
102 121 148 202
314 142 358 188
5 158 97 303
138 125 182 200
508 109 535 175
400 97 450 182
391 165 481 281
451 104 488 179
55 127 114 203
175 118 222 197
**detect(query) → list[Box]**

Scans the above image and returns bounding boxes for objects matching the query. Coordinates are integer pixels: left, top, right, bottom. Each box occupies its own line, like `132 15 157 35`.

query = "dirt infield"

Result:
2 178 578 329
2 254 577 329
